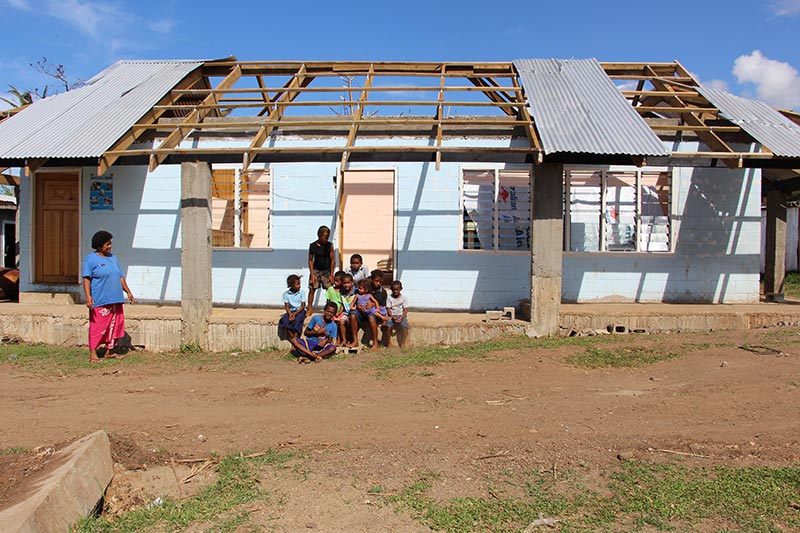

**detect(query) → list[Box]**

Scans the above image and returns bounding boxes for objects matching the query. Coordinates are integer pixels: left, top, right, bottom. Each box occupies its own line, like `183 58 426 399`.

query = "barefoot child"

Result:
307 225 335 316
386 280 410 348
278 274 306 339
289 301 338 362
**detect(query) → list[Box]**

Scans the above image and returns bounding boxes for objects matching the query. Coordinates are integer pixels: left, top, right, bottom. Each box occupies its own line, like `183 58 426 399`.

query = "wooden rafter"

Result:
99 68 206 175
468 77 517 117
640 66 738 169
511 74 542 163
435 65 447 170
255 75 272 116
242 64 312 172
340 65 374 172
149 64 243 172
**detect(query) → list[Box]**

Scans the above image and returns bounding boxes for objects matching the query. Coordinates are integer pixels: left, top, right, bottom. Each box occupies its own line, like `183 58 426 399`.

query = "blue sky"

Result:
1 0 799 110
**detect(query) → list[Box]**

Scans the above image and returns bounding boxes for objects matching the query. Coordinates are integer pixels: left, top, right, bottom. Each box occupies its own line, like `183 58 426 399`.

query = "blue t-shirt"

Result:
82 252 125 307
306 314 337 339
281 288 306 311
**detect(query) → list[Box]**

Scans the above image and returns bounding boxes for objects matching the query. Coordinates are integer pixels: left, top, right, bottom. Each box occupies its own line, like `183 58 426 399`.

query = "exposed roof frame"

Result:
600 61 743 168
94 59 798 173
106 60 542 173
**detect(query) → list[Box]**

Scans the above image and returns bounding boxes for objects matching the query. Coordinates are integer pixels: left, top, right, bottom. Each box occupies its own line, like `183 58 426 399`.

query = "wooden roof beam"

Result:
99 68 205 175
243 64 312 172
511 74 543 163
644 67 739 169
468 77 518 116
148 64 243 172
340 65 375 172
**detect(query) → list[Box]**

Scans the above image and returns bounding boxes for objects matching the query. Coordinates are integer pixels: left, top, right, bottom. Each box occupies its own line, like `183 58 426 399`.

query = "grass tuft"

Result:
75 449 295 532
567 346 679 368
383 462 800 532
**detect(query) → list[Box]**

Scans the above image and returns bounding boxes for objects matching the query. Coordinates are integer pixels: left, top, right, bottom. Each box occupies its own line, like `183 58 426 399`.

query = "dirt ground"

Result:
1 327 799 531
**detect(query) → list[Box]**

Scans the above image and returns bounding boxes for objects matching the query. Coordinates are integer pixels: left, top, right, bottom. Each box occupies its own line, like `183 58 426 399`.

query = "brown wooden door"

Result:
35 172 80 283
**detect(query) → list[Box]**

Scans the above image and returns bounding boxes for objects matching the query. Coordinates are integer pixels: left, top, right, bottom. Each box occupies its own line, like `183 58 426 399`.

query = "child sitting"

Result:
338 273 358 347
386 280 410 348
278 274 306 339
355 278 387 319
347 253 370 284
324 271 345 316
289 300 338 363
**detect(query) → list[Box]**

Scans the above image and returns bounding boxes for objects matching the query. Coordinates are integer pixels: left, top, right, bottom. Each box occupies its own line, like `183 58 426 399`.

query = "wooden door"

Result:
35 172 80 283
341 170 395 278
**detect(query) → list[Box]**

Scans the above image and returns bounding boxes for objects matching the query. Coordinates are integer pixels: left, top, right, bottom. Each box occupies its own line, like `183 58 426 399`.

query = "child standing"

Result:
289 301 338 363
278 274 306 339
307 225 335 316
386 280 410 348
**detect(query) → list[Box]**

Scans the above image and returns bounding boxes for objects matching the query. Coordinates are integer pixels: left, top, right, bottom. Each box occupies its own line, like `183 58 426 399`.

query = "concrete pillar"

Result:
764 189 787 302
529 163 563 336
180 162 212 348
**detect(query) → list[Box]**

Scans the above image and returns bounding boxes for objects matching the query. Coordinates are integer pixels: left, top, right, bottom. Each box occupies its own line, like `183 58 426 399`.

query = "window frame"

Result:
459 166 532 255
211 166 272 251
563 165 674 254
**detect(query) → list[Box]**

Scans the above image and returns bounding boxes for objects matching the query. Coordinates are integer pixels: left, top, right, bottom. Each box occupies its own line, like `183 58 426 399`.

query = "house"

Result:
0 57 798 346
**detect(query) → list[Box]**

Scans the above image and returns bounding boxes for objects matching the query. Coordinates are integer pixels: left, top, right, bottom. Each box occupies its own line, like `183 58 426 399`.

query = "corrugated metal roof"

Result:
513 58 669 156
696 86 800 157
0 60 202 160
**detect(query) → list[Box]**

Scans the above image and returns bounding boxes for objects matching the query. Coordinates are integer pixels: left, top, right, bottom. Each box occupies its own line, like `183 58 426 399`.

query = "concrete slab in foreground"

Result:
0 430 113 533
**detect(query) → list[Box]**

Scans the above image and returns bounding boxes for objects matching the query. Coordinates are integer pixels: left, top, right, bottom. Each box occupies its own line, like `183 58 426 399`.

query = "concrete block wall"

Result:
562 162 761 303
17 137 762 308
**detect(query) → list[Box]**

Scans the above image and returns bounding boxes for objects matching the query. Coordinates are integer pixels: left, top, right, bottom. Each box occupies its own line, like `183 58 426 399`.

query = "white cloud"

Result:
733 50 800 109
5 0 174 54
704 79 729 92
770 0 800 16
5 0 31 10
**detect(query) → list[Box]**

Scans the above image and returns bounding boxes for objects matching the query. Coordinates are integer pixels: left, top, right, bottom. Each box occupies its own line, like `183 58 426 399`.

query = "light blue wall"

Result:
562 155 761 303
17 138 762 308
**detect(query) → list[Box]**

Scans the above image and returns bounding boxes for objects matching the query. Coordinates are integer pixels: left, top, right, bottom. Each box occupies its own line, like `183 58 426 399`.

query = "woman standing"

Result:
82 230 135 363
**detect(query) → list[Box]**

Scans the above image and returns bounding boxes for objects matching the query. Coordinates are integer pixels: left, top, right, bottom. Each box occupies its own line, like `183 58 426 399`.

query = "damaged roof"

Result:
0 58 797 172
513 58 669 157
0 60 202 160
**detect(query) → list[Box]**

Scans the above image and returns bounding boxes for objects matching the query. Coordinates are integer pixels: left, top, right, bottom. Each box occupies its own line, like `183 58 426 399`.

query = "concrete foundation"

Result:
0 430 113 533
2 301 800 352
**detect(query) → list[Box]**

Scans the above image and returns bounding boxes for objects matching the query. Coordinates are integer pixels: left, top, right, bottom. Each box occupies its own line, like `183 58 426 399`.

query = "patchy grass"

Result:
367 334 621 375
384 462 800 532
0 446 27 455
784 271 800 298
0 343 121 374
75 449 295 533
0 342 280 376
567 346 679 369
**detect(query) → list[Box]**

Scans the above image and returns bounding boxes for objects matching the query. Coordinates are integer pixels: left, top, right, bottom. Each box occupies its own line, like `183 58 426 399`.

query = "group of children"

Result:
279 225 410 363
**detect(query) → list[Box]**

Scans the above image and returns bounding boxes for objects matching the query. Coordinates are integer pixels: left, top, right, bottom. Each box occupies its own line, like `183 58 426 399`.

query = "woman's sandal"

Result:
297 356 311 364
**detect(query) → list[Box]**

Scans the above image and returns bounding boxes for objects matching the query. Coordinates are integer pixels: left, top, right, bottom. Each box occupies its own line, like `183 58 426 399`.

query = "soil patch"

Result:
1 327 799 530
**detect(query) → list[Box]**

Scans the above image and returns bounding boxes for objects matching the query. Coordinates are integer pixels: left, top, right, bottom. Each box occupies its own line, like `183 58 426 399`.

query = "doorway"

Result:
34 171 80 283
3 221 15 267
340 169 395 279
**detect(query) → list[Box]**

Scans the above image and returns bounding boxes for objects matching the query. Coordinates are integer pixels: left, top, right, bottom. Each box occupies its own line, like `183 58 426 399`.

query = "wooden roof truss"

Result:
601 61 772 169
96 59 796 173
103 60 540 173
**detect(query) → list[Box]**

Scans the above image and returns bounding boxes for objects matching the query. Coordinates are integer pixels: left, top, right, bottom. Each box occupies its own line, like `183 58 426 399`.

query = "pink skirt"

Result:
89 303 125 350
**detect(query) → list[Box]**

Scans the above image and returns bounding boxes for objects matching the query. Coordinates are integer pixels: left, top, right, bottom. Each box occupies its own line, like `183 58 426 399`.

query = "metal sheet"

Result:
513 58 669 156
0 60 202 160
697 86 800 157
